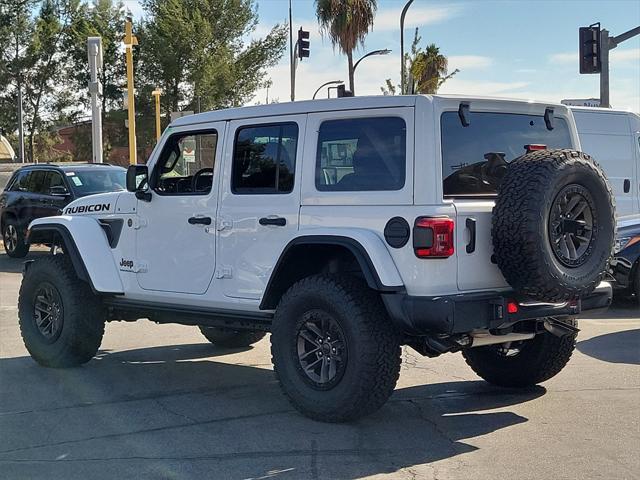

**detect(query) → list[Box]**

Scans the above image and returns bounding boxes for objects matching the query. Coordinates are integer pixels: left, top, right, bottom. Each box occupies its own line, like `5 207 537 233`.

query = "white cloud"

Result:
439 78 531 96
549 48 640 67
448 55 493 70
373 5 461 31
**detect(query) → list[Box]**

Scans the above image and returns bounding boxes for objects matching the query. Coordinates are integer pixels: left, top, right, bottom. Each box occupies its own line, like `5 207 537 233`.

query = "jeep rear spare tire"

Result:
492 149 615 302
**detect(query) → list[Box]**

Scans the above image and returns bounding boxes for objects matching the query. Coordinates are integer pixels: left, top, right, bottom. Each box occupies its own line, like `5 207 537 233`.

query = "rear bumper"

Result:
382 281 612 335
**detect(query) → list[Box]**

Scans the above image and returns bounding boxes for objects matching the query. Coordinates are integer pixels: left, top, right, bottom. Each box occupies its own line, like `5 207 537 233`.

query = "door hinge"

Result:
215 266 233 279
133 217 148 229
217 217 233 231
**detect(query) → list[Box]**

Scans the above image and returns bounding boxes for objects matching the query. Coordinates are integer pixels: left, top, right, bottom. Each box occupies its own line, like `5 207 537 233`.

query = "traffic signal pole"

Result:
581 24 639 108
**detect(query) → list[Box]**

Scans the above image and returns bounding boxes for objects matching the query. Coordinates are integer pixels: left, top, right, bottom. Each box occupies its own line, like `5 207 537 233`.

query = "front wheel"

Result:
462 318 578 387
18 255 105 367
271 274 401 423
3 219 29 258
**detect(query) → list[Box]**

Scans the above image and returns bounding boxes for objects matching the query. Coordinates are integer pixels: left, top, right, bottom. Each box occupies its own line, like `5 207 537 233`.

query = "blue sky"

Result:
126 0 640 111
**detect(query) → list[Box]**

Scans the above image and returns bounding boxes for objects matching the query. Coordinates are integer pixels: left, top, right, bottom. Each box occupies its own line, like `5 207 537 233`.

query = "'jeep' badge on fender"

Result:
119 258 134 270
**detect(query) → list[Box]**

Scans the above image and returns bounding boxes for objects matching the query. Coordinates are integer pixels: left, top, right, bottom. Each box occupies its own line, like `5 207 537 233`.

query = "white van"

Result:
570 107 640 218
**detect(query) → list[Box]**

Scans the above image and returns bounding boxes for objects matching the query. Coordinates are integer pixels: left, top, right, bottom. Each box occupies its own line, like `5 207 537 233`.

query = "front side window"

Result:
154 131 218 195
441 112 572 197
316 117 406 191
232 123 298 194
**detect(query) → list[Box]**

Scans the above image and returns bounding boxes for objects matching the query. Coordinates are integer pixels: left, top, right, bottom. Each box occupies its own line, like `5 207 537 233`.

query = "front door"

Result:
135 123 225 294
217 115 305 299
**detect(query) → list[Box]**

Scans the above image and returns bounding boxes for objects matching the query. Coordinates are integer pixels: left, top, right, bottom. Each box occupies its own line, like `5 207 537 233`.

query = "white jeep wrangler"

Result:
19 95 615 422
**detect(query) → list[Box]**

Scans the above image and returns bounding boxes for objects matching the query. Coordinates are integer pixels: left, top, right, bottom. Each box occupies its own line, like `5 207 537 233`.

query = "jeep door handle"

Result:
466 218 476 254
259 216 286 227
188 216 212 225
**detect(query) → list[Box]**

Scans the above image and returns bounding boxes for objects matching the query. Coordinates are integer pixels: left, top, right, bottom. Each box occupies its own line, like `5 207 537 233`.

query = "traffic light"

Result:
579 24 601 74
297 28 310 59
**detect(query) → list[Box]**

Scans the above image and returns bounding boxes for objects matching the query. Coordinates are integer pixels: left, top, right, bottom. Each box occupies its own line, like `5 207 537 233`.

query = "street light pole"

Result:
312 80 344 99
400 0 414 95
352 49 392 92
87 37 103 163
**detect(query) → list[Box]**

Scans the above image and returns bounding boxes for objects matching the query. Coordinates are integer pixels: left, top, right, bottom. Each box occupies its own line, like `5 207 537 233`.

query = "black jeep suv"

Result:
0 163 126 257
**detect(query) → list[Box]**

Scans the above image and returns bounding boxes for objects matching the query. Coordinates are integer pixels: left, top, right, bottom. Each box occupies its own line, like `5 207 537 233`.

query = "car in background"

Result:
0 163 126 257
611 218 640 303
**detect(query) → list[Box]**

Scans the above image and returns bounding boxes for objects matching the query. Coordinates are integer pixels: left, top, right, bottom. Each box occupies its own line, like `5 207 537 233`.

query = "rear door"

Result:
438 106 576 291
217 115 305 299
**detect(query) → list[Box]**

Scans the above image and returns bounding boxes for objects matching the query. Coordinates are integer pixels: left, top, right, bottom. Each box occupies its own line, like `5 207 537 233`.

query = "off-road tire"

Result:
198 327 266 348
462 318 578 387
492 149 615 302
634 266 640 304
18 255 105 367
3 218 29 258
271 274 401 423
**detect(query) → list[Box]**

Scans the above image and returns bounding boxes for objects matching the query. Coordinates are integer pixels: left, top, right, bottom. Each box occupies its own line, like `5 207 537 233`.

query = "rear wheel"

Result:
3 219 29 258
271 274 401 422
198 327 266 348
462 318 577 387
18 255 105 367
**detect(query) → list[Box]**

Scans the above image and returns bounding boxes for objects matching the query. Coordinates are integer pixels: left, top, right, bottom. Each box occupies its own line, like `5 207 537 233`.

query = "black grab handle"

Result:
259 217 286 227
466 218 476 253
188 216 212 225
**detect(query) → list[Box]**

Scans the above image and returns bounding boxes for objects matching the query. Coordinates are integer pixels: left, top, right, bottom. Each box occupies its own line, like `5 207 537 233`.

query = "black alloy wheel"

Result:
33 282 64 342
549 184 596 267
296 310 348 389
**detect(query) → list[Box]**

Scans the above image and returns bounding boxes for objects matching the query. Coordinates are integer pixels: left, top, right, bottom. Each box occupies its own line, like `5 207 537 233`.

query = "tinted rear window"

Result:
441 112 572 197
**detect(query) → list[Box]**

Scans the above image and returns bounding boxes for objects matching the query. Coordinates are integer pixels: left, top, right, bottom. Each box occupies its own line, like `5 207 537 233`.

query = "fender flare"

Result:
28 216 124 294
260 230 405 310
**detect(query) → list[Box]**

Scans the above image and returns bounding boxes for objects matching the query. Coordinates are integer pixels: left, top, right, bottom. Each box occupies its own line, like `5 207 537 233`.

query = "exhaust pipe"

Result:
470 331 535 347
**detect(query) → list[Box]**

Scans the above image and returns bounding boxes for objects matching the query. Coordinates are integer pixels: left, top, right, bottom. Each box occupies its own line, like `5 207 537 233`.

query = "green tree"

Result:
315 0 376 95
65 0 127 114
382 28 458 95
138 0 287 116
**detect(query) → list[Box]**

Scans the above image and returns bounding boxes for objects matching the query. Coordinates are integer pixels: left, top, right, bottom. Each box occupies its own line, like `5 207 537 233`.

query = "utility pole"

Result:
152 88 162 143
14 21 25 163
400 0 414 95
123 18 138 164
87 37 103 163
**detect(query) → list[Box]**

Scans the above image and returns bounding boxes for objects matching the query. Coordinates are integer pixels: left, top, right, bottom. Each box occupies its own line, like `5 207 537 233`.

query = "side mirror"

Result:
50 185 70 197
126 164 152 201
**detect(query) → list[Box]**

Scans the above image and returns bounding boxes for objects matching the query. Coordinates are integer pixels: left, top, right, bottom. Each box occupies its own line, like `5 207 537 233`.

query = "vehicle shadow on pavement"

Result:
0 342 544 480
577 328 640 365
0 251 48 274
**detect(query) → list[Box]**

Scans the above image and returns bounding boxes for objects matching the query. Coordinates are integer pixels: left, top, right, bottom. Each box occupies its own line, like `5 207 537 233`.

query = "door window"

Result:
315 117 406 191
43 171 66 194
153 130 218 195
232 123 298 194
9 171 30 191
26 171 47 194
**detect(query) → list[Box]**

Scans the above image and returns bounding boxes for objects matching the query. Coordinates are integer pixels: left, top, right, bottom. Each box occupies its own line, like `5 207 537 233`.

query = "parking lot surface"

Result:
0 252 638 480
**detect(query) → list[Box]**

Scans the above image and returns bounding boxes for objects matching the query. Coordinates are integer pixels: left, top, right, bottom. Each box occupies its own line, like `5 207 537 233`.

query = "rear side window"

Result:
316 117 406 191
441 112 572 197
232 123 298 194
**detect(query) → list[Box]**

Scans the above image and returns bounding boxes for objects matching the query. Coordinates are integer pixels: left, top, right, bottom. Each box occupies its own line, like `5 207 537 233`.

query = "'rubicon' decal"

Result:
64 203 111 215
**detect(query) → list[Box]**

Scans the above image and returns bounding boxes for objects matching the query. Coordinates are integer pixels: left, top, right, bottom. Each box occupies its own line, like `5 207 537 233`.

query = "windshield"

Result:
65 169 127 197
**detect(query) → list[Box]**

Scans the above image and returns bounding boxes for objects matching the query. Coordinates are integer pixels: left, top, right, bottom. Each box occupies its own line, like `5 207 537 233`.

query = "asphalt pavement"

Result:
0 251 638 480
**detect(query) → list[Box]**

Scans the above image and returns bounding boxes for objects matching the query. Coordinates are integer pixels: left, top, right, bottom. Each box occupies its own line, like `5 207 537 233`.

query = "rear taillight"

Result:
413 217 455 258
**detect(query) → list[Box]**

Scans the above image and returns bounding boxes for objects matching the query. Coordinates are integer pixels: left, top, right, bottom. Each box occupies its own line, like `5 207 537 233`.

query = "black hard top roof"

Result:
17 163 126 171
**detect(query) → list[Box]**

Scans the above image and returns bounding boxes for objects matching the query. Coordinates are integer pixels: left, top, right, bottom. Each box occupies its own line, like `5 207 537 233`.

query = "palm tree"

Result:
409 43 458 94
315 0 377 95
